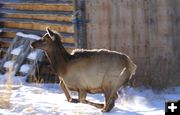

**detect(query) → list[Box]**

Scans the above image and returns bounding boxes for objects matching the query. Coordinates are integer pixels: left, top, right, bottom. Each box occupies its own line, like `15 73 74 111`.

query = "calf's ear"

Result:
46 27 55 41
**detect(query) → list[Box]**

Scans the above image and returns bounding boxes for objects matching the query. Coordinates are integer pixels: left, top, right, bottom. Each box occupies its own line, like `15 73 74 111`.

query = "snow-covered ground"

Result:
0 74 179 115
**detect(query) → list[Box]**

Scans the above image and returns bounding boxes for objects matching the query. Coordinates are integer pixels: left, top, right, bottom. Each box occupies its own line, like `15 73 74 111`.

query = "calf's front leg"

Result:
59 80 79 103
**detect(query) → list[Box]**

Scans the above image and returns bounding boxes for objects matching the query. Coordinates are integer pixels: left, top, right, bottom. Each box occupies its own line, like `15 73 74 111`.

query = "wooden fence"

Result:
82 0 180 89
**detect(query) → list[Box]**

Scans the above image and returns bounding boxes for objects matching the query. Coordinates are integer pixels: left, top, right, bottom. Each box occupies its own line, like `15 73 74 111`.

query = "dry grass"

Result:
0 67 13 109
0 85 11 109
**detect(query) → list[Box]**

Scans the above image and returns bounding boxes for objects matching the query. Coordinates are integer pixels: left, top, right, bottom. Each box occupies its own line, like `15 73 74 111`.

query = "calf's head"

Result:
31 28 63 52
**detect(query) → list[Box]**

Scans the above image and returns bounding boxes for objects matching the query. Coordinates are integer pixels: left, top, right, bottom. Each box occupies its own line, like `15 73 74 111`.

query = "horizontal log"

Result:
0 0 72 4
0 28 75 44
0 8 73 15
0 18 74 33
0 27 74 37
0 3 73 11
0 42 10 48
0 17 72 25
0 31 16 38
4 24 73 34
1 13 72 22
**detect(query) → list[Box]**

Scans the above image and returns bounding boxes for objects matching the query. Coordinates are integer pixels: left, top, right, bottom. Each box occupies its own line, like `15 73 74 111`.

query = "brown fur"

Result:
31 28 137 112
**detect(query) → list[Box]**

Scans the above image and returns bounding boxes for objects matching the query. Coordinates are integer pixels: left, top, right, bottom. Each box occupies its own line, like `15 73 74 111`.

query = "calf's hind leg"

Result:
78 90 104 109
102 91 117 112
102 85 119 112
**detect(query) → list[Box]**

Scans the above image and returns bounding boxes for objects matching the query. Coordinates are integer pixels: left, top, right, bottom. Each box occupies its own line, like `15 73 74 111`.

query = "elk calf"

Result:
31 28 137 112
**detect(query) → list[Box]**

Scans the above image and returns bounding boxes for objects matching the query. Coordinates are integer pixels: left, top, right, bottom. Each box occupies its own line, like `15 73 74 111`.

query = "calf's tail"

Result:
127 58 137 79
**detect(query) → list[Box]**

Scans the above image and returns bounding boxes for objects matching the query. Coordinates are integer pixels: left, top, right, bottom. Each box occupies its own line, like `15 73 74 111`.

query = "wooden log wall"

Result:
0 0 75 83
85 0 180 89
0 0 75 54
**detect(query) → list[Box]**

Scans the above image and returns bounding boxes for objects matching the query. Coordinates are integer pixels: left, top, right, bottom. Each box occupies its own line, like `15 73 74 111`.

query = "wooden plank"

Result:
1 13 72 22
0 42 10 48
0 8 73 15
0 21 74 33
0 36 18 68
13 39 32 73
1 3 73 11
0 27 74 37
0 32 16 38
0 0 72 4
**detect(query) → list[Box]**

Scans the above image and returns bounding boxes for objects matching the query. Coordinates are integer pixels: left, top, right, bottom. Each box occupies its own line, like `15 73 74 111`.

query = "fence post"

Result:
72 0 87 48
72 0 78 48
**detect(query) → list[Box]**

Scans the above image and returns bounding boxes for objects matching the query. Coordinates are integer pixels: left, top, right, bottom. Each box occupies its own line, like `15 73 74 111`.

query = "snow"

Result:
27 51 38 60
11 45 24 56
19 64 30 73
0 74 179 114
16 32 41 40
3 61 15 69
27 50 43 60
11 45 43 60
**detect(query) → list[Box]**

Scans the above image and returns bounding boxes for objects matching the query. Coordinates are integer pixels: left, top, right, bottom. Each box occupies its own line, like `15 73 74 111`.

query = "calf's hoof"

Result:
101 106 113 113
101 100 115 112
101 108 111 112
68 98 79 103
